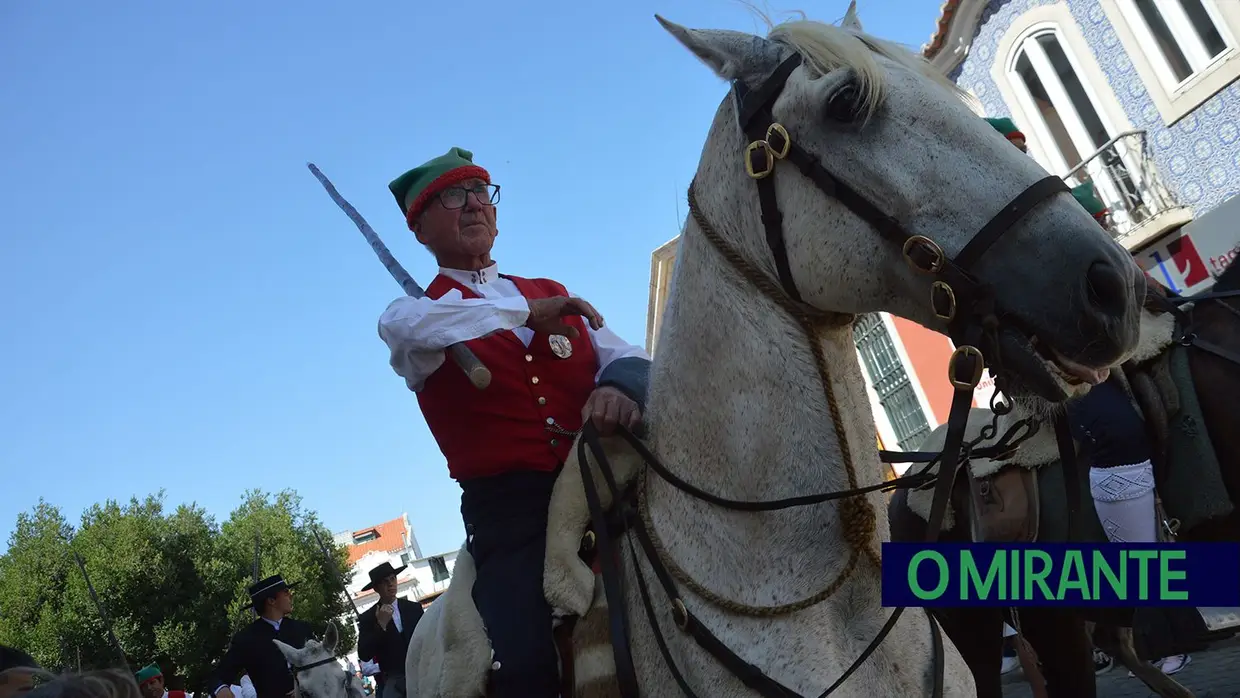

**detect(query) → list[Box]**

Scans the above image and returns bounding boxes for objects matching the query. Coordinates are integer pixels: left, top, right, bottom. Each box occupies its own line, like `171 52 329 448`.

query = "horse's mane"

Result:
744 10 972 122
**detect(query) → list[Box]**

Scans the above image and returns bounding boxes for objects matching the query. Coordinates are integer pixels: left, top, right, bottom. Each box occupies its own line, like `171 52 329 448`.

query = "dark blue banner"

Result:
880 543 1240 607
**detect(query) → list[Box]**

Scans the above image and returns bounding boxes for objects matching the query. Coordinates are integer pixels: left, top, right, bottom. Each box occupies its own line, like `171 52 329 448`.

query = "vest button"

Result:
546 417 554 424
551 439 559 447
538 397 546 405
525 354 533 362
531 376 540 384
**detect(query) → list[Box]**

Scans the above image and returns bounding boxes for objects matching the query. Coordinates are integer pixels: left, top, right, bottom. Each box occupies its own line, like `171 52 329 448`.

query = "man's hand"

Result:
582 386 641 436
376 603 393 630
526 296 603 338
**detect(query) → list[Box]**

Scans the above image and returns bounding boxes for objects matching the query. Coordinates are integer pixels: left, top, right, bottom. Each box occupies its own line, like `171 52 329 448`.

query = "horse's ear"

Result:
654 15 777 82
273 639 300 663
323 621 339 653
842 1 863 32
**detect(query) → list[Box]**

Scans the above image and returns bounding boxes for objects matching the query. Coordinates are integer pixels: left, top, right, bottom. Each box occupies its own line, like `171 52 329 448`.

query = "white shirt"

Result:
378 263 650 392
385 599 403 634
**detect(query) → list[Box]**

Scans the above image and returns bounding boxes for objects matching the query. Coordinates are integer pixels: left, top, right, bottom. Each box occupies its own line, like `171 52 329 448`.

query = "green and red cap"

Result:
135 663 163 686
1071 182 1109 222
389 147 490 231
984 117 1026 145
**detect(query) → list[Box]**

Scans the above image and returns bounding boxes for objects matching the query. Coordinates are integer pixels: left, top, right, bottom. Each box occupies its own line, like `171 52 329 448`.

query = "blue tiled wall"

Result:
950 0 1240 214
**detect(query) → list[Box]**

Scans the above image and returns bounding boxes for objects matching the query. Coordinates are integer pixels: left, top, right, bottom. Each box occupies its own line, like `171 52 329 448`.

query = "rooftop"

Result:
341 515 408 565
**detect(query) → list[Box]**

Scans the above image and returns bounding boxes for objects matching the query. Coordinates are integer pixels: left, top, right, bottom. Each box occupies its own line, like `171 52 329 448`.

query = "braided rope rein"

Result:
631 179 884 618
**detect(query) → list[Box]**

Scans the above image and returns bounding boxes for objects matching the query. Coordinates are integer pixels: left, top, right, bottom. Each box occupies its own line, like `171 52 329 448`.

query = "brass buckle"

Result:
931 281 956 322
765 123 791 158
671 598 690 630
744 123 792 179
902 235 945 274
745 140 775 179
948 345 985 389
580 530 596 553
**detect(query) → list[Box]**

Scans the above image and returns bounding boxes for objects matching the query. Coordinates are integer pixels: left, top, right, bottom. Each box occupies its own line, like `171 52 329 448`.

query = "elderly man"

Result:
207 575 318 698
378 147 651 696
356 562 422 698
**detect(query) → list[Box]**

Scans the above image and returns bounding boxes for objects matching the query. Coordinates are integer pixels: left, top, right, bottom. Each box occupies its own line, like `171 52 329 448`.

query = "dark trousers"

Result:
460 469 560 698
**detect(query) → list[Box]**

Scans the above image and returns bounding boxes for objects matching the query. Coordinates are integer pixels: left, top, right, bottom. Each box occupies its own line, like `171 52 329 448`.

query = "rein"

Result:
577 48 1086 698
1148 287 1240 367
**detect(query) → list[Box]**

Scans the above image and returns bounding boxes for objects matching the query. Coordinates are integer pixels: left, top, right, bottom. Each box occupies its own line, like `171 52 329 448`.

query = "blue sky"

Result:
0 1 942 557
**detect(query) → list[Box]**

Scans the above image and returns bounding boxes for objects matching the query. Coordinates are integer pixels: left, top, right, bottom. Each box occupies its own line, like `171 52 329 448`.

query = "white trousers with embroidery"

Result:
1089 460 1158 543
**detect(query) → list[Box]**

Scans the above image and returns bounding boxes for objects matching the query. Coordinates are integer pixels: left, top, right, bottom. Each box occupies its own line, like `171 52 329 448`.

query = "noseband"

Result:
290 656 352 698
579 50 1083 698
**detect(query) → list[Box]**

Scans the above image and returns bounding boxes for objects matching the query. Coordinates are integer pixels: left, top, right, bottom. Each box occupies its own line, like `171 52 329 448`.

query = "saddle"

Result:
906 406 1056 538
961 462 1040 543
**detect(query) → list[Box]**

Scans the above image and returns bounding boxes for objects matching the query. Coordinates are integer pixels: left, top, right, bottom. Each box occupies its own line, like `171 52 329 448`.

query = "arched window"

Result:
1006 25 1149 234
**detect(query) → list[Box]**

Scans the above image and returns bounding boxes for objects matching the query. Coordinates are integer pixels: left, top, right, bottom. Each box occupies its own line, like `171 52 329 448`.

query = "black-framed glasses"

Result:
438 183 500 210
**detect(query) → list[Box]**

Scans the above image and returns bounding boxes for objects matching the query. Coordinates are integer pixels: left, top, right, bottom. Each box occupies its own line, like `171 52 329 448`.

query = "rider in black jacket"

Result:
207 576 319 698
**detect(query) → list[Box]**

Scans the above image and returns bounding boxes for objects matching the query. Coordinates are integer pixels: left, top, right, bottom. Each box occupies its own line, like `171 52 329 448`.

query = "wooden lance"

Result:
311 526 361 620
251 533 261 617
72 549 131 673
306 163 492 390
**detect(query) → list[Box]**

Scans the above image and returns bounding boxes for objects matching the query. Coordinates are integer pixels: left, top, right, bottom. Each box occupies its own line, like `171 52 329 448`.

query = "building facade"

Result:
647 0 1240 469
332 515 458 667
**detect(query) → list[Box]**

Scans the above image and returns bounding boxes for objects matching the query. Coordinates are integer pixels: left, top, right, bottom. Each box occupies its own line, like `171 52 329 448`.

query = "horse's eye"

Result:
825 81 861 123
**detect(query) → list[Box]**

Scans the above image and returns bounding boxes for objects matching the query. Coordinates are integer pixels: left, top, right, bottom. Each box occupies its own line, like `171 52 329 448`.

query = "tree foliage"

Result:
0 490 356 691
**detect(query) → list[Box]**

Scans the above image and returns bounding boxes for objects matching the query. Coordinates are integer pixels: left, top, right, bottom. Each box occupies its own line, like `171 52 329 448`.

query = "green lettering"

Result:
1092 550 1126 599
1023 550 1055 600
962 550 1005 600
1159 550 1188 601
1058 550 1090 600
1129 550 1158 600
1009 547 1020 601
908 551 949 600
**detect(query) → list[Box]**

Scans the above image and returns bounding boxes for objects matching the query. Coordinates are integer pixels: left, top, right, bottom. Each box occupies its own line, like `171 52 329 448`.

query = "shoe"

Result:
1160 654 1190 675
1093 649 1113 675
1000 655 1020 674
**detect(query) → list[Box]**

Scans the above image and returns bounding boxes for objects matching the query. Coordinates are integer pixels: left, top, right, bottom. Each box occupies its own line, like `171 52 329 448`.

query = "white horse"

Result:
408 8 1145 698
274 622 368 698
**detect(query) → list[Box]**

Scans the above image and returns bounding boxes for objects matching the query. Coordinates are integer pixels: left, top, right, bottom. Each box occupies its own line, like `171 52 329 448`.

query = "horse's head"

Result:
656 12 1144 404
275 623 365 698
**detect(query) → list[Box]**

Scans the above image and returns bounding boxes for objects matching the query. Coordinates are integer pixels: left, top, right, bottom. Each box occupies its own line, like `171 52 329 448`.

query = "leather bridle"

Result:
577 49 1090 698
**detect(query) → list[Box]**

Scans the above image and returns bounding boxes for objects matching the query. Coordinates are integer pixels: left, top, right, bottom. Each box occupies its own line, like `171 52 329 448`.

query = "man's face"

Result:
375 574 398 603
413 178 498 261
274 589 293 614
139 676 164 698
0 669 37 698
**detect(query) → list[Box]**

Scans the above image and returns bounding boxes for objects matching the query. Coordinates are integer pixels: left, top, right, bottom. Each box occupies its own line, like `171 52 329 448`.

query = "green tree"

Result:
217 490 357 657
0 489 358 691
0 500 75 669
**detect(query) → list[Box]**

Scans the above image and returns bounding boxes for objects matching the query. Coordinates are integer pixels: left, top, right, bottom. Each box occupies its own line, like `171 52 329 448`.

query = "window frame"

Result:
1100 0 1240 125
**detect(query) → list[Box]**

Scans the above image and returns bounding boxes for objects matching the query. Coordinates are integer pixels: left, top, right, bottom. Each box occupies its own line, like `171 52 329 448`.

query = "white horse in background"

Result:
408 7 1145 698
274 622 367 698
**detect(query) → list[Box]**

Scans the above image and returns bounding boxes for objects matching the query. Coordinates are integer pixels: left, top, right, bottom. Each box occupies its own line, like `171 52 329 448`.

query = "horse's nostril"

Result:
1086 260 1128 318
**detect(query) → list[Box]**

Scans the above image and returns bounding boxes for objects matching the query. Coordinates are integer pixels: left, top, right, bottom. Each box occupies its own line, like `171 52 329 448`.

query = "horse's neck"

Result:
644 221 886 599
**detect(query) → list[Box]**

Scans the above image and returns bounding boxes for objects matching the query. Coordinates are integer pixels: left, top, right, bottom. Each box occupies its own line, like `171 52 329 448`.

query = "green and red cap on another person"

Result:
388 147 491 232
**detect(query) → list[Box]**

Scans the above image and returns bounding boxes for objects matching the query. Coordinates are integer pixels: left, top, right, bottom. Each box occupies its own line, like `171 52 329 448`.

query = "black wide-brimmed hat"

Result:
245 574 298 609
361 561 407 592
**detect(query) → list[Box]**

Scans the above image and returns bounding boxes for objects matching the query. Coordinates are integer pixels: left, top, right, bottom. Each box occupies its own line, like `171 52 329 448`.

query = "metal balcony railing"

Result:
1061 130 1184 241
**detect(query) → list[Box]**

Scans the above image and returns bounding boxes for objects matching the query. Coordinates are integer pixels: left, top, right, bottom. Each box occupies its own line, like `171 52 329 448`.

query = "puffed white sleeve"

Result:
378 289 530 392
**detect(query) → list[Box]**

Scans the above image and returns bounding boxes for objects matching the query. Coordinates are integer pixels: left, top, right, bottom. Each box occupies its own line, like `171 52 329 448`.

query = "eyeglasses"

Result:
437 183 500 210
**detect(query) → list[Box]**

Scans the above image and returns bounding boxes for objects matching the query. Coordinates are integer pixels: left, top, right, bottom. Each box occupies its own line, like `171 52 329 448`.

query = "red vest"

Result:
417 274 598 481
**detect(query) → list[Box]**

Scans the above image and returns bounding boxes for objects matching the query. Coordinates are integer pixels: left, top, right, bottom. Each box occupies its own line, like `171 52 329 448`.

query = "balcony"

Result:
1062 130 1193 251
